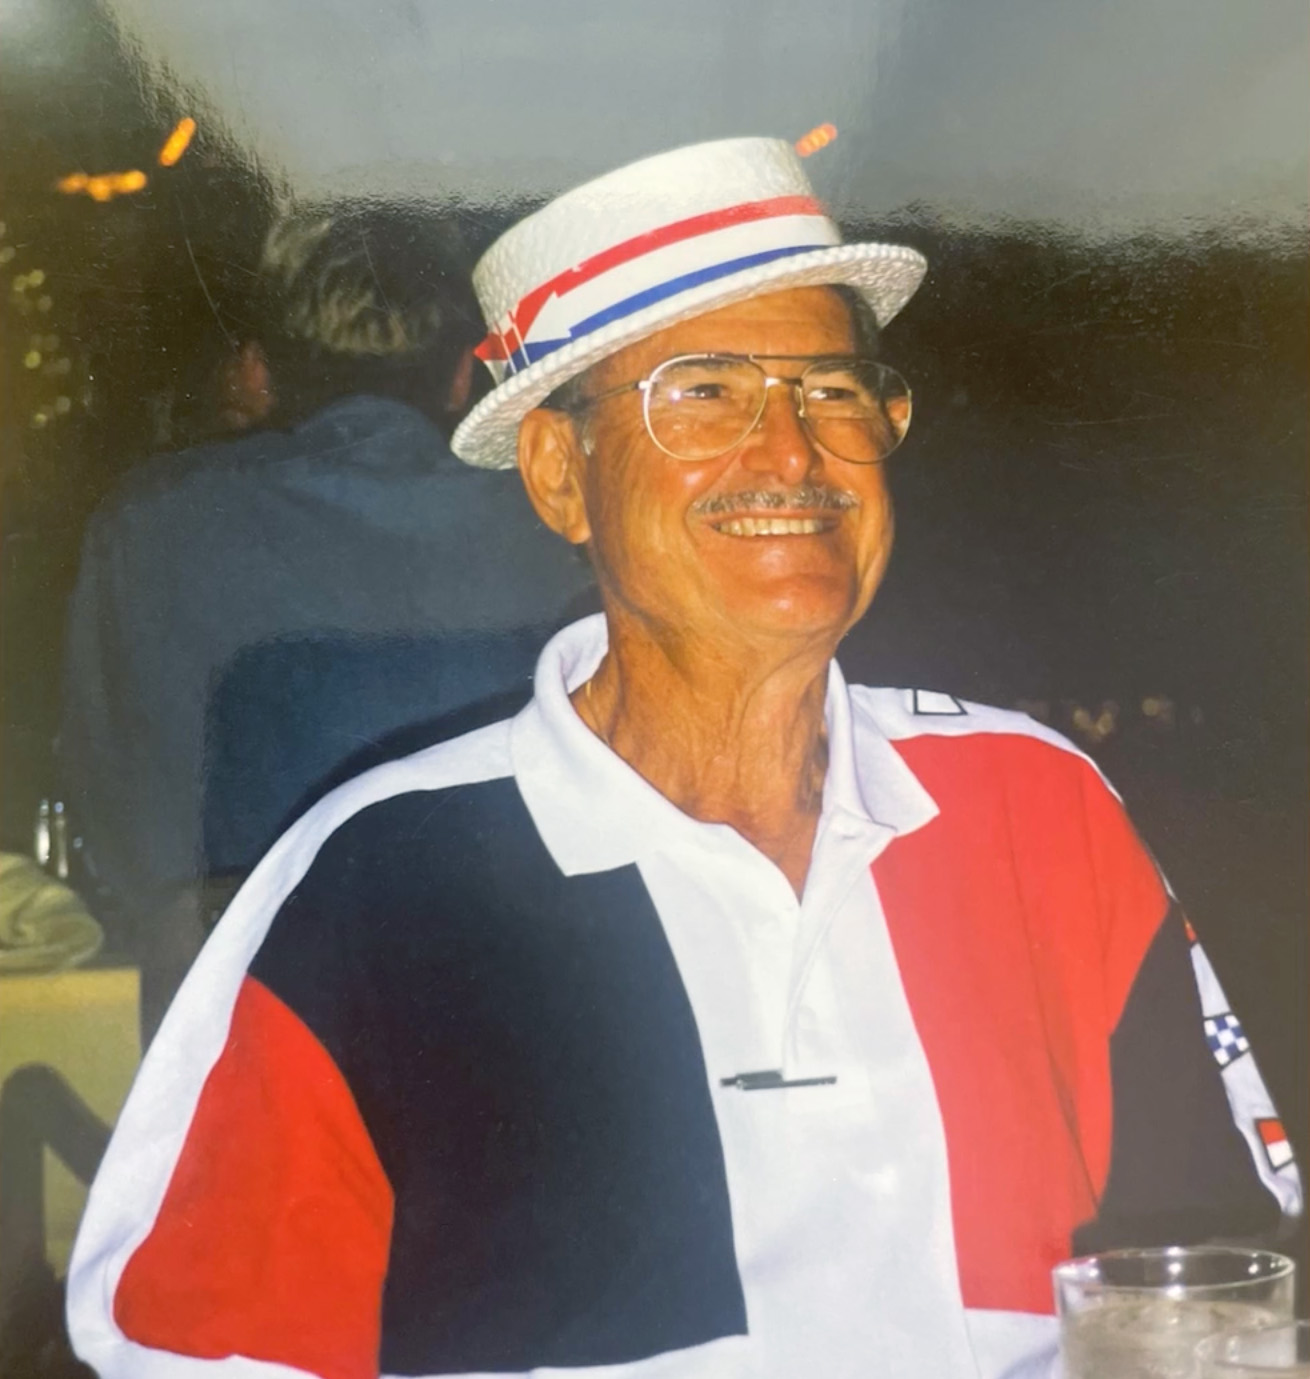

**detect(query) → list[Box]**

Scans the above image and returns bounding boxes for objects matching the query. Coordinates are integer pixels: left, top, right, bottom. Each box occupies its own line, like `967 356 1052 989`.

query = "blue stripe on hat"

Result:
512 242 830 371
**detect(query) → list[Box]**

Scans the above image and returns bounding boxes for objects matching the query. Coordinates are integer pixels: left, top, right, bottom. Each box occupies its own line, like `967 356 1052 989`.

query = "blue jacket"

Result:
60 394 595 926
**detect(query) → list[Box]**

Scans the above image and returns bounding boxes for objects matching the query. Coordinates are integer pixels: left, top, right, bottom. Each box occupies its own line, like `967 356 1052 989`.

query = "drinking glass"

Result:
1197 1321 1310 1377
1053 1246 1295 1379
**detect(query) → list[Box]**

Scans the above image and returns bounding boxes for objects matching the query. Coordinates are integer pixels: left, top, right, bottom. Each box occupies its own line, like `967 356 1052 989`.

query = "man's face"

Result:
528 286 896 656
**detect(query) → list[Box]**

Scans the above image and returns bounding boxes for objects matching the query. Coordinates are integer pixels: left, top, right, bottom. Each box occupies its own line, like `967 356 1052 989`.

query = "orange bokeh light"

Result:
55 116 193 201
795 123 838 157
57 169 149 201
158 118 197 167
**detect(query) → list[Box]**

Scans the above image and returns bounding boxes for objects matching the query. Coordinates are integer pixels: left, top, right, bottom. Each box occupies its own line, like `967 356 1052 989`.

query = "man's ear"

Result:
517 408 592 546
220 340 275 430
445 348 475 414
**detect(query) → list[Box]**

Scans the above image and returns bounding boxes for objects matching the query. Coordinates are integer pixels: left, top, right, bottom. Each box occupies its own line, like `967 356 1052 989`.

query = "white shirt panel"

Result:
637 840 977 1378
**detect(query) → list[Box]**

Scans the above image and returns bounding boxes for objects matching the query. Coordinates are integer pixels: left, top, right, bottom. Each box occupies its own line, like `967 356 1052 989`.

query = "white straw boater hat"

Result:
452 137 927 469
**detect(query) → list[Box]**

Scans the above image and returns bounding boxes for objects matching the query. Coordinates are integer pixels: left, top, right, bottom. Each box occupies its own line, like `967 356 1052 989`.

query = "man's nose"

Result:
737 381 824 483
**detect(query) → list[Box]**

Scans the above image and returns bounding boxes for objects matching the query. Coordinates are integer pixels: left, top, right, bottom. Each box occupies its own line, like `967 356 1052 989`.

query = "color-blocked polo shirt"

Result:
69 615 1299 1379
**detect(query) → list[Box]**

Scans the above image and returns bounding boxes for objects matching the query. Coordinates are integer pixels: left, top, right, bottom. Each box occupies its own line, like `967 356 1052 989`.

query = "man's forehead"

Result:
584 286 859 389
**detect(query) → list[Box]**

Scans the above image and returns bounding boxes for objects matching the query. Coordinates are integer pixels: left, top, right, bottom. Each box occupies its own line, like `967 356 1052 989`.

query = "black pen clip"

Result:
720 1069 838 1091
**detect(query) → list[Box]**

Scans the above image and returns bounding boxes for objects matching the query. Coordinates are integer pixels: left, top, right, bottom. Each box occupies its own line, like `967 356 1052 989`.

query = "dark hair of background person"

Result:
252 201 484 435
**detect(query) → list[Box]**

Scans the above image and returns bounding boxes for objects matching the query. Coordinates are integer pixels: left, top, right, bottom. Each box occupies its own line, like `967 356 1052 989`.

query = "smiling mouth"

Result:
710 514 838 537
694 485 856 538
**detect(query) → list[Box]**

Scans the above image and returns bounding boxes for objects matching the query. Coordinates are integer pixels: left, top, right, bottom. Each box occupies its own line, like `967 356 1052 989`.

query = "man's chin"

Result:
715 581 864 647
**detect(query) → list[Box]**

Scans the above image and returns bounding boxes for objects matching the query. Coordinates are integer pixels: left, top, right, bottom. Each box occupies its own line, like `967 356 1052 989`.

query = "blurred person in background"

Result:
59 202 595 1038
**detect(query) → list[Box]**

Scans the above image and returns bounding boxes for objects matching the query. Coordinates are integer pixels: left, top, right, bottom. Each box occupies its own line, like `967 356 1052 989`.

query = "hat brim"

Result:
451 240 926 469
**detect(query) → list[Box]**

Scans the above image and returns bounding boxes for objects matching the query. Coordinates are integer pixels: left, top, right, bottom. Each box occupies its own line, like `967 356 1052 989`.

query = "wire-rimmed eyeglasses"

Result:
558 353 912 464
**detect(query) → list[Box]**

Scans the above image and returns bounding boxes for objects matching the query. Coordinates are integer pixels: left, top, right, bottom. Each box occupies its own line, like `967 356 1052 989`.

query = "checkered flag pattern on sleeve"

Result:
1204 1012 1251 1068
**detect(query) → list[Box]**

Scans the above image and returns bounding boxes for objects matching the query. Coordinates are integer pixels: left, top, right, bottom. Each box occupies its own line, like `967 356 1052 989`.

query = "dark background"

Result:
1 0 1306 1313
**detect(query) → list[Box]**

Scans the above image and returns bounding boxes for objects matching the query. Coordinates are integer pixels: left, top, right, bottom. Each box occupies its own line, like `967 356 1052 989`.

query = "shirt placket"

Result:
781 807 899 1080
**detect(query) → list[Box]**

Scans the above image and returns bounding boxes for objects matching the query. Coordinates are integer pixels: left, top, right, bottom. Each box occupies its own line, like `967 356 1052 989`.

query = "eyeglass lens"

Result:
644 356 911 463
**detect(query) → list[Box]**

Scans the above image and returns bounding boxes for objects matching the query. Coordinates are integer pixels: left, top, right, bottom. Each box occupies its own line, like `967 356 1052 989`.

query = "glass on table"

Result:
1197 1321 1310 1377
1053 1246 1295 1379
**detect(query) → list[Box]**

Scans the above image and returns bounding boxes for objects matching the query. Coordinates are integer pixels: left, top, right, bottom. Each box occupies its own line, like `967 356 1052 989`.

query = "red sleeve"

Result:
115 975 394 1379
873 732 1169 1314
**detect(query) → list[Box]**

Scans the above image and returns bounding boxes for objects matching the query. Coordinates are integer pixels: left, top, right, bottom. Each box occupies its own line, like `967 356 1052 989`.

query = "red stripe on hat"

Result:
476 193 825 362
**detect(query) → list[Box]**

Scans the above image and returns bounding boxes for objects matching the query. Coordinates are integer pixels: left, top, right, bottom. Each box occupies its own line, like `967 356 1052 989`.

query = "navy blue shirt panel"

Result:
1074 906 1280 1253
250 776 748 1375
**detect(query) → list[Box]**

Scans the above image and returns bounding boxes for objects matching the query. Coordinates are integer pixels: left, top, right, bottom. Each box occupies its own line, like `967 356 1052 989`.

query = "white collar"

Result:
511 614 938 878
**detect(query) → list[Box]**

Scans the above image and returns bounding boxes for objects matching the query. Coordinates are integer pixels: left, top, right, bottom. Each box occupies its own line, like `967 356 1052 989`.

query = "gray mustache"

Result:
692 486 858 517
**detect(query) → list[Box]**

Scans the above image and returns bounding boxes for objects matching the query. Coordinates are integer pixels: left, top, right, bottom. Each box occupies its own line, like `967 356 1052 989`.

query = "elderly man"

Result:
69 139 1298 1379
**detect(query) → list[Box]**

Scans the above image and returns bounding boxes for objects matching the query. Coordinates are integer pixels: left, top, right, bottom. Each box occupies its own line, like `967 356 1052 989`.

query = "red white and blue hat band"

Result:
476 194 840 383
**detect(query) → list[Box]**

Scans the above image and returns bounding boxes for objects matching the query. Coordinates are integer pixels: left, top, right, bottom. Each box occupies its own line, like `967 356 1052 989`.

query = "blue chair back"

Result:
202 630 542 875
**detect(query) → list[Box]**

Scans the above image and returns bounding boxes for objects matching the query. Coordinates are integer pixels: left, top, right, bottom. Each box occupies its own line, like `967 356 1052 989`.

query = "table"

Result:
0 966 140 1275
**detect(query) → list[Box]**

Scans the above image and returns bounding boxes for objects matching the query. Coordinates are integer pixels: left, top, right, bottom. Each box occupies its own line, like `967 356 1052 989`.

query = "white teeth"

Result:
715 516 826 537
